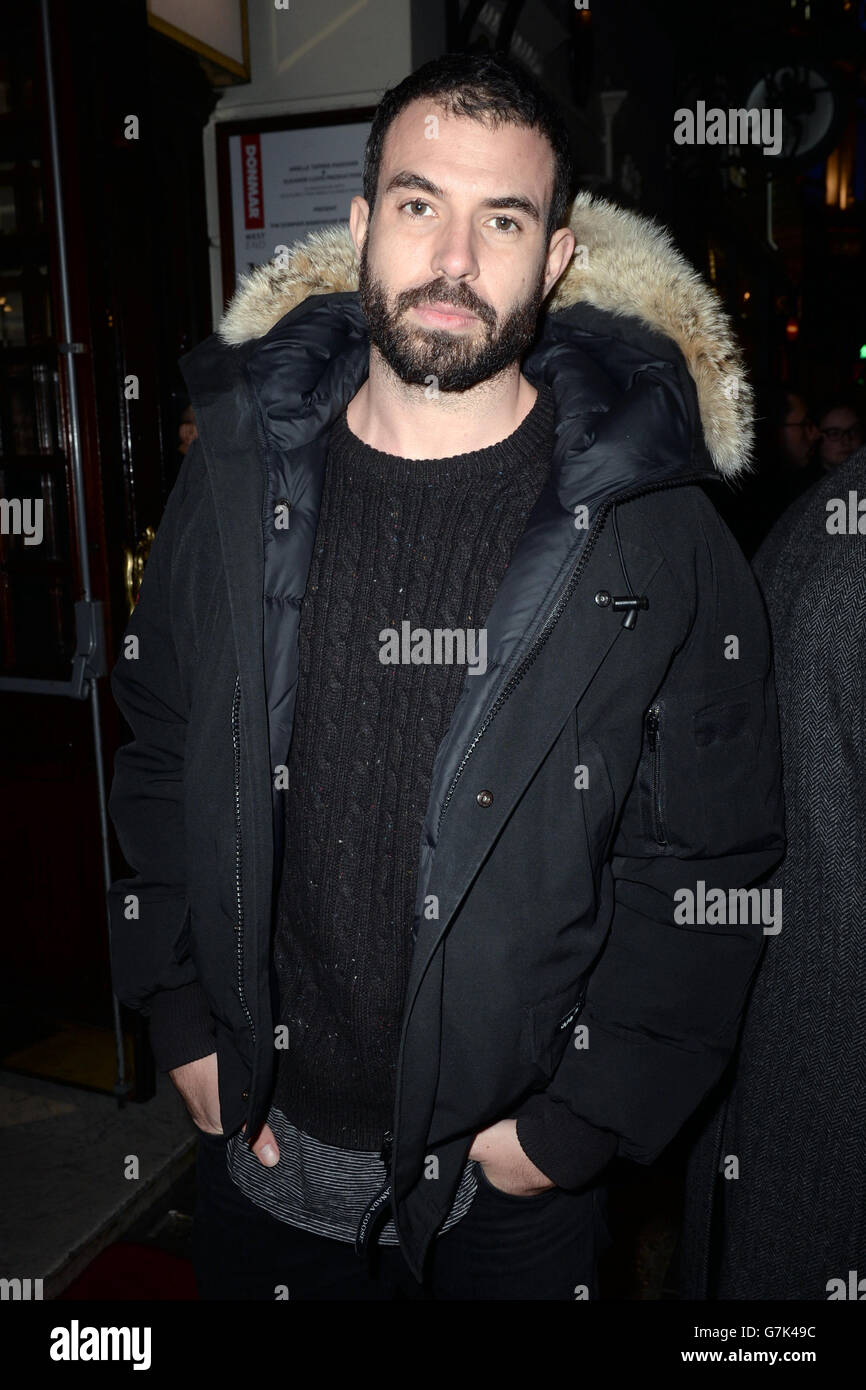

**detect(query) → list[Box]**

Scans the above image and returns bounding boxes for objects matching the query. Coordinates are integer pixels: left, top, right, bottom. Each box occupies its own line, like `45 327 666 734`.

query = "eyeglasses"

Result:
820 425 862 442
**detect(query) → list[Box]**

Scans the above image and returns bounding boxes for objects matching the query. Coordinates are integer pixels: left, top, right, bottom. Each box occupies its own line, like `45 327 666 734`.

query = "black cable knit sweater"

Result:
271 385 555 1149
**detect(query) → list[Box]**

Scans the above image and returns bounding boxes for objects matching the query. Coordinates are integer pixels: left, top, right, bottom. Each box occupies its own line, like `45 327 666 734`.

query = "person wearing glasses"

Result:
815 401 864 472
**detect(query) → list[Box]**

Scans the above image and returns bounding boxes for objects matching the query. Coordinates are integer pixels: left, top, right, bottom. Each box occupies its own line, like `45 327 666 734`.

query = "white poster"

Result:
228 121 371 284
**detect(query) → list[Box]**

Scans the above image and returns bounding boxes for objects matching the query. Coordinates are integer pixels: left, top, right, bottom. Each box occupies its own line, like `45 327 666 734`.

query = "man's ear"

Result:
349 195 371 257
542 226 577 298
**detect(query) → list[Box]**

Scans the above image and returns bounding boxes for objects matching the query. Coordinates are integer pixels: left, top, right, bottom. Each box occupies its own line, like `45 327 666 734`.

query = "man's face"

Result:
779 394 818 467
817 406 863 469
353 100 567 392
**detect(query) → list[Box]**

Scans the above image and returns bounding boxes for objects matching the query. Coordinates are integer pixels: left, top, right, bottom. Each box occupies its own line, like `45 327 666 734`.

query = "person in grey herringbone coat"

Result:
675 444 866 1300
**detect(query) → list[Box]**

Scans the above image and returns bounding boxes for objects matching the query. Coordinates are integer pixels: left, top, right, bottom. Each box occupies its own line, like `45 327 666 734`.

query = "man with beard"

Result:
107 52 784 1300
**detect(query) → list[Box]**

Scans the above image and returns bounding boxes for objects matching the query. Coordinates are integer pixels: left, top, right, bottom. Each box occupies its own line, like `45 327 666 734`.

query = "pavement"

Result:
0 1067 198 1298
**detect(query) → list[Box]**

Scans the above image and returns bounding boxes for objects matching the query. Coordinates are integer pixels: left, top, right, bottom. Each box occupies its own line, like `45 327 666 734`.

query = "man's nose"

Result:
430 221 480 283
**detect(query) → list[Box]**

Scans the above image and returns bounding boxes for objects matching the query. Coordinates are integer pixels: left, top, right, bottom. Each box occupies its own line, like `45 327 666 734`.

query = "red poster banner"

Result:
241 133 264 230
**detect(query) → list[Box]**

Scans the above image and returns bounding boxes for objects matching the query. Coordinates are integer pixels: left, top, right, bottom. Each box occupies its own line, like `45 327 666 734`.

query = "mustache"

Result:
395 281 495 326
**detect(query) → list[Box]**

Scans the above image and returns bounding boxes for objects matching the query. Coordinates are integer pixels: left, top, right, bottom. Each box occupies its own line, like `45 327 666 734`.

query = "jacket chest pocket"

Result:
520 982 587 1080
635 688 761 857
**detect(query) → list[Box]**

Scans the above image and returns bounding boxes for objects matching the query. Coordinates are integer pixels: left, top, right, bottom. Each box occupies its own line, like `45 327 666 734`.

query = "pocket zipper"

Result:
646 703 668 847
232 673 256 1042
558 990 586 1032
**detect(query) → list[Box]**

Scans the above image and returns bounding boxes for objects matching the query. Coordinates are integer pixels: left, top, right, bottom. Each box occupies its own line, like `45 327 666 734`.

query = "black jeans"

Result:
192 1131 612 1301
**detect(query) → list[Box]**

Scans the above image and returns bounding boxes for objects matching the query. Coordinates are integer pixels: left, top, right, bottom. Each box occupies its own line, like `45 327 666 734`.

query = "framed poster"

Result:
216 109 375 305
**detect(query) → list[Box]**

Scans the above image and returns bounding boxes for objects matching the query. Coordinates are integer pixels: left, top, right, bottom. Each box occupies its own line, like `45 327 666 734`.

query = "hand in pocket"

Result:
169 1052 222 1134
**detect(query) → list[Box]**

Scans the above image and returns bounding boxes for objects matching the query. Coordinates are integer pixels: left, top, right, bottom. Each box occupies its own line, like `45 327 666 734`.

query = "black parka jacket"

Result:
107 193 785 1279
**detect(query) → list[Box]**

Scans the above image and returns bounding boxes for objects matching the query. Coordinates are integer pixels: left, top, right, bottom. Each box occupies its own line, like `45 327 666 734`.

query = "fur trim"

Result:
217 192 753 478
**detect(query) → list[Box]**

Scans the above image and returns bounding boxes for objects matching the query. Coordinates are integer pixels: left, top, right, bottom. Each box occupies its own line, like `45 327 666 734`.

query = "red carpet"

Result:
58 1243 198 1300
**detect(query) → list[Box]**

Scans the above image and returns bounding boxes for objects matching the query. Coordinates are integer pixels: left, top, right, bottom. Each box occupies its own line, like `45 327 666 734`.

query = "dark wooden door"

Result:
0 0 216 1095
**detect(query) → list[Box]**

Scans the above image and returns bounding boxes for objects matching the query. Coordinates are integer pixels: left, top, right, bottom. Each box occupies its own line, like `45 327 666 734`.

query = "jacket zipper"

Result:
646 702 668 847
232 673 256 1043
435 474 709 836
369 474 705 1255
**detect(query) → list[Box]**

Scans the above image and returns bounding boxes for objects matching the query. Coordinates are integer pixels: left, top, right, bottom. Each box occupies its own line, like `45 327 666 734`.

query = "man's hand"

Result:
168 1053 222 1133
168 1052 280 1167
468 1118 557 1196
240 1119 280 1167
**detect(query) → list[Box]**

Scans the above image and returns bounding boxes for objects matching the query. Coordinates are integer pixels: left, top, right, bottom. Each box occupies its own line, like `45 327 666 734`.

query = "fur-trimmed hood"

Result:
216 191 753 479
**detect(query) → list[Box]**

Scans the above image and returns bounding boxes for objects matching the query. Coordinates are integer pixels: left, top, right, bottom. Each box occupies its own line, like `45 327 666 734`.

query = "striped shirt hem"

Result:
224 1105 478 1246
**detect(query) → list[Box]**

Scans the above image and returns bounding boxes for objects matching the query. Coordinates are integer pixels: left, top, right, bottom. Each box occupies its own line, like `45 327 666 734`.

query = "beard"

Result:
357 237 547 392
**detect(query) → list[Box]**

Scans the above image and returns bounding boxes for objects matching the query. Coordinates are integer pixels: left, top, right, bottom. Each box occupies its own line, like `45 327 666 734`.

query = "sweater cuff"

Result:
147 981 217 1073
514 1093 618 1190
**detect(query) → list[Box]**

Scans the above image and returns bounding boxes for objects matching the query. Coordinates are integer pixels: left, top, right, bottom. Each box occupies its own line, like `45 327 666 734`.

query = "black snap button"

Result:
476 789 494 807
241 1089 249 1100
594 590 611 606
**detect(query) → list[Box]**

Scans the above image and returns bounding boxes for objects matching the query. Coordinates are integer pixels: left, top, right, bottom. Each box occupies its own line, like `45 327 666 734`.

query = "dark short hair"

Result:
362 51 575 240
816 397 865 427
761 386 807 430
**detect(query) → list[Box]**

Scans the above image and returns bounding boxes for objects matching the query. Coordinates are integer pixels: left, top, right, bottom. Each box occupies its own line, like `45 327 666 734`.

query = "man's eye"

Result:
487 215 520 233
402 199 433 216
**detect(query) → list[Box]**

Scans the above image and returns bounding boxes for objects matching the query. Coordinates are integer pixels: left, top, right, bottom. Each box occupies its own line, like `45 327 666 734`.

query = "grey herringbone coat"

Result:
676 445 866 1299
